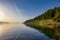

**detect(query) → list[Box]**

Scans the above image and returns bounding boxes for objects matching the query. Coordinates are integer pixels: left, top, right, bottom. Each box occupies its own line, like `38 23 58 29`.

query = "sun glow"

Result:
0 10 4 20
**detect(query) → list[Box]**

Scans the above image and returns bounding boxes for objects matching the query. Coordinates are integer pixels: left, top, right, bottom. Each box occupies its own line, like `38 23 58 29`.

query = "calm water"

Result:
0 23 53 40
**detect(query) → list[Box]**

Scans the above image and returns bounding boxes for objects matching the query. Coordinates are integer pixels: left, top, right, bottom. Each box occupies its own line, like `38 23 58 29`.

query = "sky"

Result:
0 0 60 22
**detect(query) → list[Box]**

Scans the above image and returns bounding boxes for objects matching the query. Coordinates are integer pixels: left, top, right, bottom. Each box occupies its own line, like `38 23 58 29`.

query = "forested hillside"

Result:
25 7 60 23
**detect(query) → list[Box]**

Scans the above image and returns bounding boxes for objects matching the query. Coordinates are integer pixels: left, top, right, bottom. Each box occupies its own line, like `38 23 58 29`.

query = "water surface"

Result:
0 23 53 40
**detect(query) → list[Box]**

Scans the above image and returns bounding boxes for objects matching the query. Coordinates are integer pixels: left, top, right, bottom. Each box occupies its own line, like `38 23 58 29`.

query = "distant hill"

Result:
0 21 8 24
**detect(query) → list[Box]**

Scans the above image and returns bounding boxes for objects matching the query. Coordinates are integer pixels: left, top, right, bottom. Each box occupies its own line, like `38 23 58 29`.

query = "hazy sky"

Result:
0 0 60 22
